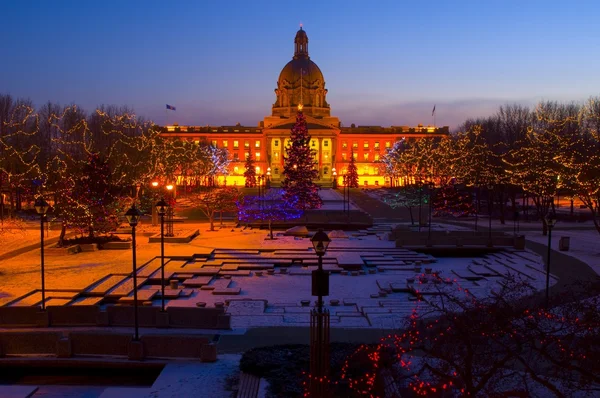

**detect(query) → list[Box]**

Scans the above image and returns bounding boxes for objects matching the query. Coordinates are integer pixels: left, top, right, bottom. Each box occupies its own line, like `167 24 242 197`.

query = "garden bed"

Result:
239 343 392 397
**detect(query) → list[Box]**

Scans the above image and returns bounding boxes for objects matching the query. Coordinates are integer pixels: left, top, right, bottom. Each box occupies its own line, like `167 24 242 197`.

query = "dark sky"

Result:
2 0 599 129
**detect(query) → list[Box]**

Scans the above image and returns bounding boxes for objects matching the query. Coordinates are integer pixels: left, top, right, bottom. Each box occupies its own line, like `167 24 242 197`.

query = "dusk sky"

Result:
2 0 599 129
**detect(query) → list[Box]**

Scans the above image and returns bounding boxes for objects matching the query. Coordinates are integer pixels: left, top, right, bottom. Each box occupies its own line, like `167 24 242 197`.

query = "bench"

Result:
238 372 261 398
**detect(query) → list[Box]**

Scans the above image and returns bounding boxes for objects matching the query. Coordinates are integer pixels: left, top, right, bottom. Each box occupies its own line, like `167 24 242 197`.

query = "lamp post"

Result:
428 182 435 240
125 204 142 341
545 212 557 308
155 198 169 312
418 180 424 232
266 168 271 189
34 197 50 310
165 185 174 237
332 168 337 189
342 175 347 214
310 229 331 397
474 183 479 232
151 181 159 226
487 183 494 246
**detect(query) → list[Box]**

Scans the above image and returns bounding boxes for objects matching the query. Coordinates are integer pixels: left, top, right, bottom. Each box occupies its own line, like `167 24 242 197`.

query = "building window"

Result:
374 153 380 161
275 140 279 147
311 140 316 147
342 153 347 161
211 140 217 147
234 166 239 174
352 152 358 160
233 153 239 161
364 141 369 149
374 141 380 150
342 141 348 149
323 166 329 175
274 151 279 160
324 141 329 147
255 140 260 148
244 140 250 149
245 152 249 160
255 152 261 161
364 180 369 186
274 167 280 175
352 141 358 149
385 141 391 148
222 140 228 148
233 140 239 149
363 153 369 161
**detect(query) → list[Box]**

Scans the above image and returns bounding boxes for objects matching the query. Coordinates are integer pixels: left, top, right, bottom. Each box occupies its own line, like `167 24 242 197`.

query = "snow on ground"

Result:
525 227 600 275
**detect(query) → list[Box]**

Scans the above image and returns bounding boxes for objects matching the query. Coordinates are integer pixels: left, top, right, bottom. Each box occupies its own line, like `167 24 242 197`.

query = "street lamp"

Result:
310 229 331 397
342 175 347 213
151 181 159 226
266 167 271 189
418 180 424 232
332 168 337 189
428 182 435 240
545 212 557 308
34 197 50 310
165 185 174 237
155 197 169 312
487 183 494 246
125 204 142 341
474 183 479 232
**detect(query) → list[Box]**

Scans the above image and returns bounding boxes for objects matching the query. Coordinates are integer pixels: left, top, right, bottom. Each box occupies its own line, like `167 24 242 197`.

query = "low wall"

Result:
0 304 231 330
0 331 61 356
70 331 131 357
48 305 99 326
167 306 231 329
395 232 524 249
0 331 216 361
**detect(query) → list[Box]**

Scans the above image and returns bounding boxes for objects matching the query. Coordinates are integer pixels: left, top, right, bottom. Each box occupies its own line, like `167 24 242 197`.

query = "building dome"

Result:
272 27 330 118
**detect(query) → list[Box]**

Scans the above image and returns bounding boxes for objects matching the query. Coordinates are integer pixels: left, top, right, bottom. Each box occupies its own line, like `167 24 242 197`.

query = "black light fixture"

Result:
125 203 143 341
311 228 331 256
34 198 50 216
155 197 168 216
35 197 50 310
125 204 142 226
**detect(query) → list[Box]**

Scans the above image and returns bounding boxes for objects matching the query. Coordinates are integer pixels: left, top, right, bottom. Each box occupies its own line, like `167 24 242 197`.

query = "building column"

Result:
317 137 323 180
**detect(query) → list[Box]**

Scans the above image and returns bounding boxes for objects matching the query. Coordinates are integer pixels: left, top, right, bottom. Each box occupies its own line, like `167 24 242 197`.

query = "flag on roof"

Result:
166 104 176 111
432 105 436 116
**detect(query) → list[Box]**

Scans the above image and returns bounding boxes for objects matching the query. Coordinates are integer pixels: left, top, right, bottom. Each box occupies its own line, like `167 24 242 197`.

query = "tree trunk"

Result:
59 223 66 247
209 214 214 231
570 199 574 219
499 190 506 225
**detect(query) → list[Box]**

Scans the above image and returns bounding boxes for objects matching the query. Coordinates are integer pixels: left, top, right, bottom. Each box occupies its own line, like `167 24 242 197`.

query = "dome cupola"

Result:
272 27 330 118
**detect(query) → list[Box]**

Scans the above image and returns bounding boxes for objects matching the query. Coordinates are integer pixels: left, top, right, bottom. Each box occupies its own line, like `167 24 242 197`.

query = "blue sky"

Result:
1 0 599 129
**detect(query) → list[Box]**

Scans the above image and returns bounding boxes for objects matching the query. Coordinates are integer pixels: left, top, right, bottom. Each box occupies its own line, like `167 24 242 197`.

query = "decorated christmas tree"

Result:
77 153 117 237
432 183 475 217
243 152 257 187
281 110 322 209
346 147 359 188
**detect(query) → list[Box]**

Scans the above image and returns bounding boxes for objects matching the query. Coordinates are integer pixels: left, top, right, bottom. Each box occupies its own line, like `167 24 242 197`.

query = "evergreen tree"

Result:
432 183 474 217
346 147 359 188
243 152 256 187
281 111 322 209
77 153 117 237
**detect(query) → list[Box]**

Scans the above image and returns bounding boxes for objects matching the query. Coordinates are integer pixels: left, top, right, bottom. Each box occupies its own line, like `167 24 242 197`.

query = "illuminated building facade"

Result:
161 27 449 187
